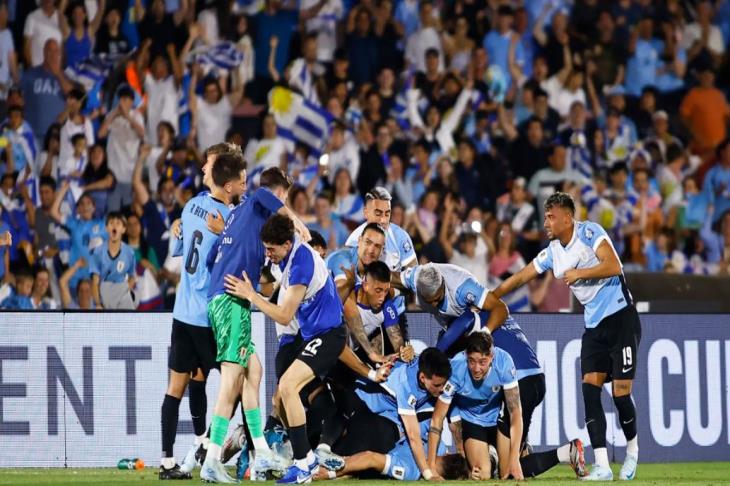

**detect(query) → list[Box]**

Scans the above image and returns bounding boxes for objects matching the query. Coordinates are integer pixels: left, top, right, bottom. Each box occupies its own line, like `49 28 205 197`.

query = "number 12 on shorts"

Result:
302 338 322 356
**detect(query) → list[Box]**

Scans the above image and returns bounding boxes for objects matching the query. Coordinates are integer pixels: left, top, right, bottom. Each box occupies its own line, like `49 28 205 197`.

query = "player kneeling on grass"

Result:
89 211 137 309
315 441 469 481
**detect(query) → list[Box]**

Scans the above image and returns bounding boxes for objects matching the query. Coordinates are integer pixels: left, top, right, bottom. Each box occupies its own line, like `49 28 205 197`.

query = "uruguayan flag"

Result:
268 86 332 159
192 42 244 72
64 54 119 92
389 70 415 130
288 58 319 105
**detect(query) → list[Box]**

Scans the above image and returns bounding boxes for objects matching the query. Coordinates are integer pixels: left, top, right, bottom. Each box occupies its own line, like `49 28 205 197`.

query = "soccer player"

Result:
159 144 246 480
89 211 136 309
493 192 642 481
203 169 308 483
344 187 416 272
427 332 523 479
223 214 347 484
315 440 469 481
334 348 452 482
341 260 408 365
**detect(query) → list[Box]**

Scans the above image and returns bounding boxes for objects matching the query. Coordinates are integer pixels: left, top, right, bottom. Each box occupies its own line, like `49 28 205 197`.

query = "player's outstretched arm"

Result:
224 271 305 324
502 386 524 480
338 345 392 382
492 261 539 299
480 292 509 333
427 398 449 473
402 414 442 481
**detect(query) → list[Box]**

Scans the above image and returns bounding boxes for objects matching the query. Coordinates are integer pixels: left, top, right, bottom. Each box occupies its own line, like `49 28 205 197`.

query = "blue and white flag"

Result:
268 86 333 160
389 69 415 130
64 54 119 92
191 42 244 72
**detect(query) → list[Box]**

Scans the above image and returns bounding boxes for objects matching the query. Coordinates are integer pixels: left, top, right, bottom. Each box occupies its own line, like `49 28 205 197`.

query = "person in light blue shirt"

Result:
89 212 136 309
482 5 524 90
493 192 642 481
702 140 730 223
337 348 451 482
159 144 247 480
0 268 33 309
624 18 662 97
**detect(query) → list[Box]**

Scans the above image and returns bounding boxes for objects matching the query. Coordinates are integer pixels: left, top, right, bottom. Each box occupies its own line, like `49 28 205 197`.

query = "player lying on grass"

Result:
314 439 470 481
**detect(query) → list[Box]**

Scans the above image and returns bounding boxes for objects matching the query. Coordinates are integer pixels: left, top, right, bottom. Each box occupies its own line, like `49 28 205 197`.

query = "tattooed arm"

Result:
385 324 404 351
343 291 387 364
502 385 524 480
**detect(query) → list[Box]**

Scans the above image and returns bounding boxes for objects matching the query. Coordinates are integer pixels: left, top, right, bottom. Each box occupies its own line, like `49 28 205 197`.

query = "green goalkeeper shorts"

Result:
208 294 254 367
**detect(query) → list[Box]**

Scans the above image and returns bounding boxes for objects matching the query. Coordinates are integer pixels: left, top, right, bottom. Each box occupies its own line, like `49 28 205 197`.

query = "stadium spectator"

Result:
0 2 19 118
22 0 61 67
307 191 349 251
58 0 105 68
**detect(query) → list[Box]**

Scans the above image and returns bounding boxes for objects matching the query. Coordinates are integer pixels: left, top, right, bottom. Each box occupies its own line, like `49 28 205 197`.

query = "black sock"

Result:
289 424 310 460
265 415 282 431
613 395 637 442
583 383 607 449
188 380 207 437
520 450 559 478
161 394 182 458
310 389 343 447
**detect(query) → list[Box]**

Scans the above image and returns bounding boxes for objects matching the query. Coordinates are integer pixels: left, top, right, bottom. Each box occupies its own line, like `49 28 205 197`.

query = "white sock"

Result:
161 457 176 469
557 444 571 463
195 434 206 447
626 437 639 457
253 436 271 453
594 447 610 468
206 443 222 464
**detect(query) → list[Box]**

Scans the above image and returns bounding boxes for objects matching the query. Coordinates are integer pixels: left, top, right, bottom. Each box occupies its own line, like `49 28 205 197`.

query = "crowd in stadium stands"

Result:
1 0 730 311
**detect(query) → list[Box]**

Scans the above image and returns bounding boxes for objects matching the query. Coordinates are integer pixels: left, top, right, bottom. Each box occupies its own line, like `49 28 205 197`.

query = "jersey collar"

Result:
562 221 579 250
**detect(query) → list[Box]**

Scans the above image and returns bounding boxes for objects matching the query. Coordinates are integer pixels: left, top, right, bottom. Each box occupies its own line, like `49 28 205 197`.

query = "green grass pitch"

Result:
1 463 729 486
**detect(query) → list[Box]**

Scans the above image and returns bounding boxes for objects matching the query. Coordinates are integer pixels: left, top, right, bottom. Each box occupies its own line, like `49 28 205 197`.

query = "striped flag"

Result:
64 54 120 92
268 86 333 160
191 42 244 72
389 69 415 130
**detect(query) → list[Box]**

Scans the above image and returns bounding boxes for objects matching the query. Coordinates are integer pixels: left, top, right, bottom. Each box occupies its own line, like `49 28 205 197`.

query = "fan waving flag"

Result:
268 86 333 160
191 41 244 72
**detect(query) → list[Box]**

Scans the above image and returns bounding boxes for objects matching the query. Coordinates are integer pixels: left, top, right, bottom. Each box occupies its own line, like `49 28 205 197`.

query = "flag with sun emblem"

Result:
268 86 333 160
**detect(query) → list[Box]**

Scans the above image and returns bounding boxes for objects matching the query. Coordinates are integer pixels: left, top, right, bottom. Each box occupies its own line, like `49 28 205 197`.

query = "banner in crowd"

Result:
0 312 728 467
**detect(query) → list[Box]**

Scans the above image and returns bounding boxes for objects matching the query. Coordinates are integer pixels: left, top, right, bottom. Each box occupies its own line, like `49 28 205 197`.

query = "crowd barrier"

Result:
0 312 728 467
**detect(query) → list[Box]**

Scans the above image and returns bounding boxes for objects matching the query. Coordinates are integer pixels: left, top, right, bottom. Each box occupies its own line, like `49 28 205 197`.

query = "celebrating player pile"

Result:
162 180 640 483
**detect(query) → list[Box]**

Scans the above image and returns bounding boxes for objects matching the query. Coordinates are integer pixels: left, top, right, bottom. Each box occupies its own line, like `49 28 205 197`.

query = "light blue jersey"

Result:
533 220 632 328
355 359 436 432
400 263 489 328
440 348 518 427
385 438 447 481
173 193 231 327
278 236 343 340
89 242 136 283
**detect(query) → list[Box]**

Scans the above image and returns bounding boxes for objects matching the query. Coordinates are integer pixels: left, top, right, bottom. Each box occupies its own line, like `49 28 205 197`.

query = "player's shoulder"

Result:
493 346 516 373
345 223 366 247
325 246 356 267
391 223 414 249
576 220 608 249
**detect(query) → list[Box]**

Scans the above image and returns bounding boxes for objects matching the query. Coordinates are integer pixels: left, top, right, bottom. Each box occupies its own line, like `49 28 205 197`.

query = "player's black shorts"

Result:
297 325 347 379
581 305 642 381
461 418 497 446
275 333 305 380
497 372 546 447
168 318 218 376
333 396 400 456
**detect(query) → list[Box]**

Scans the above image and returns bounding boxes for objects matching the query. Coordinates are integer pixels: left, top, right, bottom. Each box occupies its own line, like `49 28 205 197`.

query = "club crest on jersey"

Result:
465 291 476 304
407 394 417 407
403 240 412 253
116 261 125 272
585 228 594 240
492 385 501 393
537 249 549 263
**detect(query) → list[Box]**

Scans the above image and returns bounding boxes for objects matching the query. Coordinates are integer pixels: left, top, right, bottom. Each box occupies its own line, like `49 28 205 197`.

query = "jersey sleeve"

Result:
288 246 314 287
325 249 352 281
399 266 419 293
454 277 488 309
382 298 400 328
497 352 519 390
579 221 611 252
254 187 284 215
394 377 418 416
396 228 417 266
438 359 463 405
533 247 554 274
89 247 101 276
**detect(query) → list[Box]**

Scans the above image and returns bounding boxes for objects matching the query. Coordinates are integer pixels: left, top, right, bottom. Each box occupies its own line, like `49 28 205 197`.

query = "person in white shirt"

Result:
404 2 443 72
23 0 62 67
98 86 145 210
243 113 287 183
326 121 360 183
0 3 19 107
144 52 181 145
287 34 323 104
189 65 243 152
439 195 489 284
299 0 343 63
528 144 587 221
57 87 95 166
683 0 725 67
